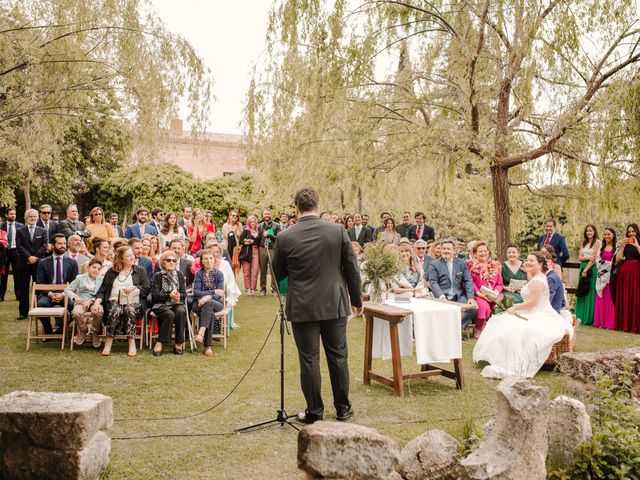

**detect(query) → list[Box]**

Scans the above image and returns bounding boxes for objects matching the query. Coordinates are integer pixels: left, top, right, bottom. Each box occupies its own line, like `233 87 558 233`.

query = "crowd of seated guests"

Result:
1 203 638 360
0 203 249 357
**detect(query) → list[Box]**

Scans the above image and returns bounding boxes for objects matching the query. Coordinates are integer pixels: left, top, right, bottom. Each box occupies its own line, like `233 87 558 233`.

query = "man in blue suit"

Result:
36 234 78 334
428 238 478 334
1 207 23 302
537 218 570 267
124 207 158 239
15 209 49 319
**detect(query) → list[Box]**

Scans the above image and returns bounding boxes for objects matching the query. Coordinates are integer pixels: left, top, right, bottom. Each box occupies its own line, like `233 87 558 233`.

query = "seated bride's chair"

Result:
544 311 577 366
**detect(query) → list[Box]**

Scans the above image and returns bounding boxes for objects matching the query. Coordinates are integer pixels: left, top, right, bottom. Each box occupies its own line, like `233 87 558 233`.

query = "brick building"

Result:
158 119 247 180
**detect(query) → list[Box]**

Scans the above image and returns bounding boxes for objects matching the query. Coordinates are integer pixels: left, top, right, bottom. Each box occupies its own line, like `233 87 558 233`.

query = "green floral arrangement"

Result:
362 240 404 302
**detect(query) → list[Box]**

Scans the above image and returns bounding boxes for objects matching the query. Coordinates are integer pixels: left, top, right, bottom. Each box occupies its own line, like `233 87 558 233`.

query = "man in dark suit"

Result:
272 187 362 424
36 204 59 248
125 207 158 239
408 212 435 242
178 205 193 229
58 205 86 239
36 234 78 334
428 238 478 333
15 209 49 319
537 218 571 267
109 213 125 237
347 212 373 247
149 207 165 233
395 211 413 239
1 207 23 302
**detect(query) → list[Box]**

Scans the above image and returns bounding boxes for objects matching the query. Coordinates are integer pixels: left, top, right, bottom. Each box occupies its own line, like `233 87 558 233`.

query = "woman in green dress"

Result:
575 224 601 326
501 243 527 304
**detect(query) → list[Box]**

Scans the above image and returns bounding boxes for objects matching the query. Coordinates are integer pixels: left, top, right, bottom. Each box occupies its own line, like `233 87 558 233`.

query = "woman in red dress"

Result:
615 223 640 333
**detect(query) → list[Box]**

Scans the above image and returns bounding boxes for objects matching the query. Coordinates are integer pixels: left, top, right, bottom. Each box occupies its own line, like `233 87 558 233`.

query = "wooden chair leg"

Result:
26 317 32 351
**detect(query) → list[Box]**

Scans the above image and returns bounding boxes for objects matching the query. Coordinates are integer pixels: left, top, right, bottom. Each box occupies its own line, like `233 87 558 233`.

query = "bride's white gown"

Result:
473 273 574 379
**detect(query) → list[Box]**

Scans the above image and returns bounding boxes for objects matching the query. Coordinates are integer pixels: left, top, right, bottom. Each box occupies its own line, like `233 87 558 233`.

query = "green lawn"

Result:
1 279 638 479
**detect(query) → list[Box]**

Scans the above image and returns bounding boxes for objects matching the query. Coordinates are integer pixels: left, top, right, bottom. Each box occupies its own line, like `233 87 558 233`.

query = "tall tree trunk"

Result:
23 179 31 211
491 165 510 260
357 186 362 213
339 187 345 211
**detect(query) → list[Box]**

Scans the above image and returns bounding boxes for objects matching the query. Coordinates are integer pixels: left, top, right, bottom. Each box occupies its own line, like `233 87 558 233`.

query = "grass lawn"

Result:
1 278 638 479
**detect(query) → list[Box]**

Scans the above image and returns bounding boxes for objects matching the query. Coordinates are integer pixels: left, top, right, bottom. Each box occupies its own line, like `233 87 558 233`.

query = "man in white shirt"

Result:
0 207 23 302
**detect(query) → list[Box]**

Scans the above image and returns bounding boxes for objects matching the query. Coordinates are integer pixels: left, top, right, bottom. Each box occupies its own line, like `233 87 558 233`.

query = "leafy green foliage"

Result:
548 364 640 479
362 240 404 300
0 0 212 207
96 162 273 225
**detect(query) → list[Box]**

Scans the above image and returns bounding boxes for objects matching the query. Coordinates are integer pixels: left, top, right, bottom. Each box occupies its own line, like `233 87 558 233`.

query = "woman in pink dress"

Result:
467 241 504 338
594 227 617 329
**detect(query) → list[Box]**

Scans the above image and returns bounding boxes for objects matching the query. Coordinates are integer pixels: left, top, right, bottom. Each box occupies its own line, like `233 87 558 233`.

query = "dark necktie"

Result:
55 257 62 284
8 223 13 247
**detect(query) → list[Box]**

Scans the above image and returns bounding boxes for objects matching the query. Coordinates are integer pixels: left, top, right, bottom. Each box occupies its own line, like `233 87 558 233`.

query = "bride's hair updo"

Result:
529 251 549 273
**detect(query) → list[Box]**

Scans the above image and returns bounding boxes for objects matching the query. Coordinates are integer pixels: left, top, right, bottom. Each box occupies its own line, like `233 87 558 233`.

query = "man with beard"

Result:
16 209 48 319
1 207 22 302
258 208 280 296
35 234 78 334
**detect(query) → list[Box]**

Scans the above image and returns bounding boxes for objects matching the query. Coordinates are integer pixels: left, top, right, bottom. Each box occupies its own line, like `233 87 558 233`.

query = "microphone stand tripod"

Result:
236 236 299 432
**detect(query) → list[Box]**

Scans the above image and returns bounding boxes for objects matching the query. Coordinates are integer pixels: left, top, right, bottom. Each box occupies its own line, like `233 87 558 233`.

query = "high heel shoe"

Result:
152 348 162 357
173 347 184 355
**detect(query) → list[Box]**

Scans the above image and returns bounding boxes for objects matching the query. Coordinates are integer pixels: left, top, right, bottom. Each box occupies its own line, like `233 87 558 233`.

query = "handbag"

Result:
575 267 592 298
232 246 241 271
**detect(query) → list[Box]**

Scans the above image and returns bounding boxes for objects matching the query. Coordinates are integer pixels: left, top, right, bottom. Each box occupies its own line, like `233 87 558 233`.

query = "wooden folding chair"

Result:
26 283 69 351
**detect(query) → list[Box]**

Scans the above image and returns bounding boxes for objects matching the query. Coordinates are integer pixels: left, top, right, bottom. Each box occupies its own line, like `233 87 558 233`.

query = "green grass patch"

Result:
0 279 638 479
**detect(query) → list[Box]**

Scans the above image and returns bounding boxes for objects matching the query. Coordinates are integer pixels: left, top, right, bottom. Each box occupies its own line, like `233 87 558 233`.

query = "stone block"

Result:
0 391 113 449
298 421 400 480
461 377 549 480
399 429 465 480
3 431 110 480
547 395 592 469
559 348 640 397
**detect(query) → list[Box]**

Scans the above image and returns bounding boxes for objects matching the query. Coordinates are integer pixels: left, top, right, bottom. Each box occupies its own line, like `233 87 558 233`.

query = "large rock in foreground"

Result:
0 391 112 480
547 395 592 469
559 348 640 397
399 429 467 480
461 377 549 480
298 421 400 480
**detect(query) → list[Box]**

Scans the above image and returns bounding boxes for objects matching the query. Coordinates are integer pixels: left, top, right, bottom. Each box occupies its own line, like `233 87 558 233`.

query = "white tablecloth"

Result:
371 298 462 364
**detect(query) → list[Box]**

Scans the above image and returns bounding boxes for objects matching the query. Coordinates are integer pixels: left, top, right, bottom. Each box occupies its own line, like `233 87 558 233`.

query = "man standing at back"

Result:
537 218 570 267
272 187 363 424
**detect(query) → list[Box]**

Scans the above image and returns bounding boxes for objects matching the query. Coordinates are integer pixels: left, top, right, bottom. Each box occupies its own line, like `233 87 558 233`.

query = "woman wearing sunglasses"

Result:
150 250 188 356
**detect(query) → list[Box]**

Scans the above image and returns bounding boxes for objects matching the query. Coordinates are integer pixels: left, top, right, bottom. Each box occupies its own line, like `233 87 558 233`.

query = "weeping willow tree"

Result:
246 0 640 256
0 0 213 207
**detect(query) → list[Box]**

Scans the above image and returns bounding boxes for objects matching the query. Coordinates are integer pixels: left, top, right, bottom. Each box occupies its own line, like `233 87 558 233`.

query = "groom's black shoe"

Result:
297 410 322 424
336 404 354 422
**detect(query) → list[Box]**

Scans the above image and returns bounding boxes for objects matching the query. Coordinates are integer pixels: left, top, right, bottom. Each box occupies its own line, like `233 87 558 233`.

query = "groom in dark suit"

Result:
273 187 363 424
537 218 571 267
428 238 478 333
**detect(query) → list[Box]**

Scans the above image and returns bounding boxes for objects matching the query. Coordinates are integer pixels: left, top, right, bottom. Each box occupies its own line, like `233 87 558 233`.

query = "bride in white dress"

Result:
473 251 574 379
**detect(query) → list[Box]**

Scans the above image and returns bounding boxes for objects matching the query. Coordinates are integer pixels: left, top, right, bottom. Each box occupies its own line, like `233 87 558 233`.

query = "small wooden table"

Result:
363 302 464 397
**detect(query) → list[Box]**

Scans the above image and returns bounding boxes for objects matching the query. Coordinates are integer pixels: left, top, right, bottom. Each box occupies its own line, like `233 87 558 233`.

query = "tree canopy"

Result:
246 0 640 255
0 0 213 207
